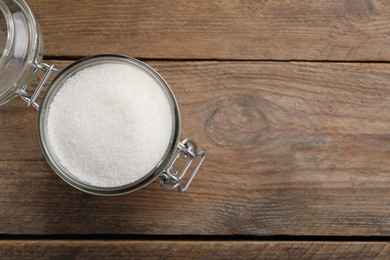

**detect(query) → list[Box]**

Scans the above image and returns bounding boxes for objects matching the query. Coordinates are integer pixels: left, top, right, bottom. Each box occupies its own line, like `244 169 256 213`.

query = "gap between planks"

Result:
43 56 390 64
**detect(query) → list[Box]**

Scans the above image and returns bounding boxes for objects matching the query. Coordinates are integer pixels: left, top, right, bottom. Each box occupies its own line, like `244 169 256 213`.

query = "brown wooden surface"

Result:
1 241 390 259
1 0 390 258
0 60 388 236
29 0 390 60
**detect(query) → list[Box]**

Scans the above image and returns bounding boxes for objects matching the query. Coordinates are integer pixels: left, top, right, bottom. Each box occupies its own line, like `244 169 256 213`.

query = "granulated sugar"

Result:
46 63 173 187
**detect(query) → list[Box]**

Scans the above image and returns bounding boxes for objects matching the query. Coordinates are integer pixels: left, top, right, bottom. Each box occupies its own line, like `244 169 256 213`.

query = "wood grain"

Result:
1 240 390 259
27 0 390 60
0 60 389 236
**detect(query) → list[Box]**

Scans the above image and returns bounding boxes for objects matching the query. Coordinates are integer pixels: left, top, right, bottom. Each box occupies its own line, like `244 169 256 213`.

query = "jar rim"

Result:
38 55 181 196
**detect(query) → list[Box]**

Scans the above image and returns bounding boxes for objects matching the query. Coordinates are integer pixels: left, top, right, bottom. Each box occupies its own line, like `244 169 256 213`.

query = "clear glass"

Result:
0 0 43 105
38 55 181 195
0 2 8 59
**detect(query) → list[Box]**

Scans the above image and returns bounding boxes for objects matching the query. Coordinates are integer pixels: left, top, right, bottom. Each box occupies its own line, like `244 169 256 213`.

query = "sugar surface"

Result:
47 63 173 187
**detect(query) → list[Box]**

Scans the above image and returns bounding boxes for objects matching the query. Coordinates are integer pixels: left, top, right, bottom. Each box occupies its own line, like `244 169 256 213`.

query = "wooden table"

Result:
1 0 390 258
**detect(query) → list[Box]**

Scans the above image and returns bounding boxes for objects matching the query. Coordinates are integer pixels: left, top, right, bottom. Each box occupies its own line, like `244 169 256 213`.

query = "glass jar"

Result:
0 0 205 195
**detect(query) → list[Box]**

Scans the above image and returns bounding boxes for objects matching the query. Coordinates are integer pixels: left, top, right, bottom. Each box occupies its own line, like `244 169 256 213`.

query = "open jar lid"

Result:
0 0 43 105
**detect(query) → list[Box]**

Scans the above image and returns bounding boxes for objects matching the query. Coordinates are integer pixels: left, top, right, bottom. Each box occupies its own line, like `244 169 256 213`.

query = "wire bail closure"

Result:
160 138 206 192
19 63 60 110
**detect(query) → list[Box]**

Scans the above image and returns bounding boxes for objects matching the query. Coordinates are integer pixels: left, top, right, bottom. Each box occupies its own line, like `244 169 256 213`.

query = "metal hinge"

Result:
18 63 60 110
160 138 206 192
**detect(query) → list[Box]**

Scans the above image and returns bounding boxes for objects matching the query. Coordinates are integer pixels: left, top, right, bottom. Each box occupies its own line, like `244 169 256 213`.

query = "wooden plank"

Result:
27 0 390 60
0 60 388 235
0 240 390 259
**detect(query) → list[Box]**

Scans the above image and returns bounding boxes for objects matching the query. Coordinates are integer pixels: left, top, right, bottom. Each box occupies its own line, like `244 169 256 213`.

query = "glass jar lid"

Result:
0 0 43 105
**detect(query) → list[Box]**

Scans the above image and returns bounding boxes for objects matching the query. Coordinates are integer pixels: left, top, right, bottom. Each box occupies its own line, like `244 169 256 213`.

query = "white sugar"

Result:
46 63 173 187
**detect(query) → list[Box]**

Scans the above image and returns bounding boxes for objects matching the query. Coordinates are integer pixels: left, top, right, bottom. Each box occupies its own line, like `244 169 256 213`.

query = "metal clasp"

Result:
18 63 60 110
160 138 206 192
